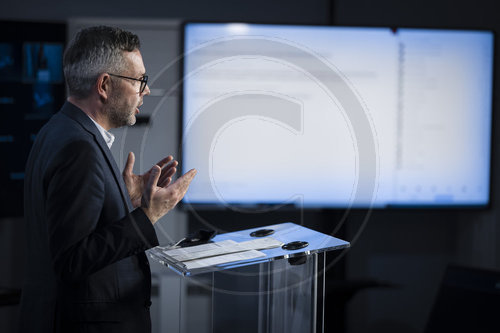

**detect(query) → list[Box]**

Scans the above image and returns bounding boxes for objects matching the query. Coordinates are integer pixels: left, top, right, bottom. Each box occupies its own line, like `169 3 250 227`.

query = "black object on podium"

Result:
149 222 350 333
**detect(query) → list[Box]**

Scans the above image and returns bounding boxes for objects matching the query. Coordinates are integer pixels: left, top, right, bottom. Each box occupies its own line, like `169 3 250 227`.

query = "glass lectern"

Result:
148 222 349 333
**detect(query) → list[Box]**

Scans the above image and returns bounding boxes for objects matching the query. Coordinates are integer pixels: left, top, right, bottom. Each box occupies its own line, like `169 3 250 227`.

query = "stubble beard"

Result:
106 91 137 128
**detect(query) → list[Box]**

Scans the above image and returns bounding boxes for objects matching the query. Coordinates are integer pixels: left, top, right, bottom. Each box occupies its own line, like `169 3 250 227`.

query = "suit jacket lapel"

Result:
60 102 134 211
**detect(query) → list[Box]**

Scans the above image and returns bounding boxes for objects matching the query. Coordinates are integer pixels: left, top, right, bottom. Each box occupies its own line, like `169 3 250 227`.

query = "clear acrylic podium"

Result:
148 222 349 333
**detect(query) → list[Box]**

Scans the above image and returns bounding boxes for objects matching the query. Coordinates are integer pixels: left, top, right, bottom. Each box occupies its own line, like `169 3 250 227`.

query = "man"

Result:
19 26 196 333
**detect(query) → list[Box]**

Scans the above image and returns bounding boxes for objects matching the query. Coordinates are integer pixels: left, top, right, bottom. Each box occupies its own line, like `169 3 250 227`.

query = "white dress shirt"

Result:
87 115 115 149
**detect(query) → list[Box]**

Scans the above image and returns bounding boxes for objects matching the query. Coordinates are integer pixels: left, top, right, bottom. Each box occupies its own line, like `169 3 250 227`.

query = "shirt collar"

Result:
86 115 115 149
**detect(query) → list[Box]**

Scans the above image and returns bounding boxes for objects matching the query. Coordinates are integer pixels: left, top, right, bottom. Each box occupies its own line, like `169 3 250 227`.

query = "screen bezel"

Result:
178 21 496 211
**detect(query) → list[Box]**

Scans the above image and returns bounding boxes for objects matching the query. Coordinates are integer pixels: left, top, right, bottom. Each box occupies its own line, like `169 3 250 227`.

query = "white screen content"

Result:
181 23 493 208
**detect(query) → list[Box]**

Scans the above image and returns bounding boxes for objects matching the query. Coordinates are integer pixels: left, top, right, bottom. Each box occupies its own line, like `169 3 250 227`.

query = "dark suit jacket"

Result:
19 102 159 333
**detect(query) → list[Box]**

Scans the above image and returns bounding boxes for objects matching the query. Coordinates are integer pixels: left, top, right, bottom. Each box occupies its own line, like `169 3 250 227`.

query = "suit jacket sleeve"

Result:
44 139 158 282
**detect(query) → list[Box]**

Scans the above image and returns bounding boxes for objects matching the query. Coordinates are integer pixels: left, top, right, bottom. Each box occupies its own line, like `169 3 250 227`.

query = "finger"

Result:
142 165 160 207
147 165 161 192
161 161 178 177
174 169 197 197
184 168 197 179
158 168 176 187
156 155 174 169
172 169 197 188
158 177 172 188
147 158 173 177
159 160 177 174
160 160 178 173
123 152 135 175
163 166 177 180
157 162 177 186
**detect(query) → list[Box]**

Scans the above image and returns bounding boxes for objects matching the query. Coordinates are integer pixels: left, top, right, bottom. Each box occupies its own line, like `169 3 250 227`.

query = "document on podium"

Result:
160 237 283 269
183 250 266 270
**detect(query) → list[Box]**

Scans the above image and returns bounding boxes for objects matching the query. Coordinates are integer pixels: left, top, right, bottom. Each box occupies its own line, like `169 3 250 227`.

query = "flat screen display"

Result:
0 21 66 217
181 23 494 208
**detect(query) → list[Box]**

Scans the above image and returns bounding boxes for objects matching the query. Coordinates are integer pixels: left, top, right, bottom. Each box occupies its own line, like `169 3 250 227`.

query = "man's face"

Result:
106 50 150 128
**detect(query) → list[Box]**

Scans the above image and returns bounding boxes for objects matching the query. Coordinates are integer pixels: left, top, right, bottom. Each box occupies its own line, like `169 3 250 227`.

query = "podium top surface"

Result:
148 222 350 276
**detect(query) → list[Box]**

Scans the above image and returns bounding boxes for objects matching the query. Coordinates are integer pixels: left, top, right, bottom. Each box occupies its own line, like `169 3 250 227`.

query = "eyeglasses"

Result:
108 73 148 94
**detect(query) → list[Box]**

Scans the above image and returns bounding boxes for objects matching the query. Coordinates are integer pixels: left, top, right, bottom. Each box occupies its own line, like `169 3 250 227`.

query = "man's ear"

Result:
97 73 111 102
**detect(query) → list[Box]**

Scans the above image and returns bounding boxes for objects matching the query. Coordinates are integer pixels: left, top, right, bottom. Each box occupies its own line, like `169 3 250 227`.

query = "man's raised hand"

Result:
122 152 178 208
140 166 197 224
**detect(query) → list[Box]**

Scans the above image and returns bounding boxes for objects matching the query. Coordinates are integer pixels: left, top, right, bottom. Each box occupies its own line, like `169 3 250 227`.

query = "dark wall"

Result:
0 0 332 24
335 0 499 29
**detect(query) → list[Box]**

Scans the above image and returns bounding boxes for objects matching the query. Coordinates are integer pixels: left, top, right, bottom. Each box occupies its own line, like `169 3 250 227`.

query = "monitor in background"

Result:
181 23 494 209
0 21 66 217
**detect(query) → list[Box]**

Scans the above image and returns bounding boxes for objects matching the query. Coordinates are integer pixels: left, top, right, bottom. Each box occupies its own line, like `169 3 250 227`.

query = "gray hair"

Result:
63 26 140 99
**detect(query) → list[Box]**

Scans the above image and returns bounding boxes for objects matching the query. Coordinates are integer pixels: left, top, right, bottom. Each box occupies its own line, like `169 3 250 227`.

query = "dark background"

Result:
1 0 500 332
